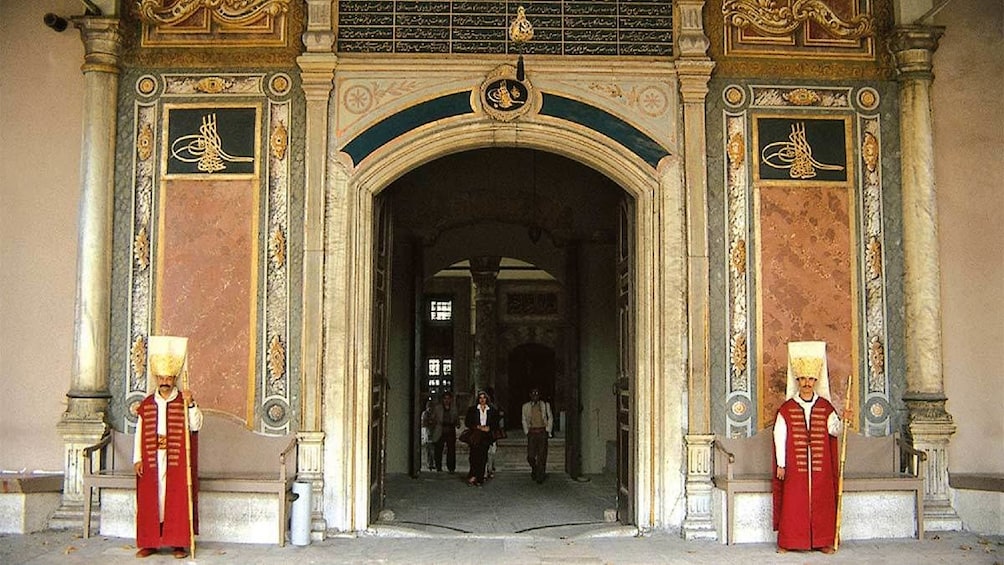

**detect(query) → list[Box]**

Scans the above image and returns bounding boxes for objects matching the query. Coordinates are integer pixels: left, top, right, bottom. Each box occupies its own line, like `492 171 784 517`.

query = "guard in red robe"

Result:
772 341 849 554
133 336 202 559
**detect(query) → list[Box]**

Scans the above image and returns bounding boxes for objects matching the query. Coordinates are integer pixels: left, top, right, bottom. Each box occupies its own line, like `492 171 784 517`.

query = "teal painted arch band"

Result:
539 94 668 168
342 91 473 165
341 90 669 168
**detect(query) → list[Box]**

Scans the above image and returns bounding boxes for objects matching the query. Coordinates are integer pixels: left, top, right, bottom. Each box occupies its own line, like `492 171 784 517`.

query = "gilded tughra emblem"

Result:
761 122 844 180
479 65 535 122
170 113 254 173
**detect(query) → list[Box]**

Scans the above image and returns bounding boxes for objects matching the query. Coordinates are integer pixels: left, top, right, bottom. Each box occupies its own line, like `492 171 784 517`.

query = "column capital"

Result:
675 60 715 103
890 25 945 80
303 0 336 53
675 0 710 58
72 17 123 75
297 54 337 98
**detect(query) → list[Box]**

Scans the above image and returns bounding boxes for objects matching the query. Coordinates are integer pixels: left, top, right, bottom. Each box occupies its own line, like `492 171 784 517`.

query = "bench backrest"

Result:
716 427 902 476
844 433 898 475
716 427 775 475
103 412 294 476
197 412 294 475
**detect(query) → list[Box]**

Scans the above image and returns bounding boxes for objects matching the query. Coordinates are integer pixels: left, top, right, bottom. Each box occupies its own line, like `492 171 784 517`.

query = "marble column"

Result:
892 25 961 531
296 10 336 535
469 256 501 393
52 17 123 529
676 0 718 540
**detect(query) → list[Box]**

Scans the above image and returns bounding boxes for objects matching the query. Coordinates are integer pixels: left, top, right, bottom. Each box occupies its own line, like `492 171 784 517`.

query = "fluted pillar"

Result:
296 6 336 535
52 16 123 529
469 256 501 393
892 24 961 531
675 0 718 540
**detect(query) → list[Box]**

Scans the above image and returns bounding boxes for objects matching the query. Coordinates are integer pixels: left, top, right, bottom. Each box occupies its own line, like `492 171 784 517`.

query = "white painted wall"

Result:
0 1 83 472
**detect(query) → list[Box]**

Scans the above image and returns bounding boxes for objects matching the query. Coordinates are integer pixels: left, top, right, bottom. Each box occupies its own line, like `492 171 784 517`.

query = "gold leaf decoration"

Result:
137 0 290 27
271 228 286 268
862 131 879 173
730 239 747 274
268 335 286 381
783 88 820 106
134 226 150 270
866 236 882 280
868 336 885 377
137 124 154 161
731 332 748 373
727 132 745 167
723 0 873 39
270 121 288 160
131 336 147 380
195 76 233 94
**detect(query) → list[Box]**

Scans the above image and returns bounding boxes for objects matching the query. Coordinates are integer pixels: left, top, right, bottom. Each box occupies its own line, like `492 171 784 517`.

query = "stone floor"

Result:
2 471 1000 565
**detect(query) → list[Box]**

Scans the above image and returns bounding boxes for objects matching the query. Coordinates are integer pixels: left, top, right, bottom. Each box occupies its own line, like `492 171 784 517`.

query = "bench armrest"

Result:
278 437 297 482
82 433 112 477
713 439 736 480
896 436 927 479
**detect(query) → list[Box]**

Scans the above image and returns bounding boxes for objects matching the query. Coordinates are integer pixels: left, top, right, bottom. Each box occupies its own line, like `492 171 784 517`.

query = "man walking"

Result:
521 388 553 483
432 391 459 472
133 336 203 559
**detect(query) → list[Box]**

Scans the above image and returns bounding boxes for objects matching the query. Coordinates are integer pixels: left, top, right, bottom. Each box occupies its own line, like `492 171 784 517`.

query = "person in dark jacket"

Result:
463 390 500 486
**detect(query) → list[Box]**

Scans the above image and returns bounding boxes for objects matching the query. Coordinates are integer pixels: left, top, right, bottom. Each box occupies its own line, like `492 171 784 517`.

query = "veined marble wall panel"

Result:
333 57 680 161
110 69 303 435
708 80 899 437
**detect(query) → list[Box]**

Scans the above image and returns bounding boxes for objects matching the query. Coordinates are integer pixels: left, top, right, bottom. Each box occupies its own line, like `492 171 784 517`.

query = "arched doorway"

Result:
317 117 687 534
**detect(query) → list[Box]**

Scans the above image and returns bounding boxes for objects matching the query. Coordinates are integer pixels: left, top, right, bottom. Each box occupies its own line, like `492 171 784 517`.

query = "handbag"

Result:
459 428 473 445
492 427 507 440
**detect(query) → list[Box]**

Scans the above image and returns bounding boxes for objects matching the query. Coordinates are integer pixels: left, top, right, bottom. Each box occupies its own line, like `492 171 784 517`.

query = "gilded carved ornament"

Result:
865 236 882 280
731 332 748 374
137 124 154 161
268 334 286 381
730 239 747 274
862 131 879 172
868 335 885 383
134 226 150 270
271 228 286 268
722 0 873 39
195 77 234 94
131 336 147 381
782 88 820 106
137 0 289 27
727 132 746 166
270 121 288 160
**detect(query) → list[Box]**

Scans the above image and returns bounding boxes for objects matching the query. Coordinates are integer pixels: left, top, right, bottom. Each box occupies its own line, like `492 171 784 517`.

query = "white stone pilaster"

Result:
675 1 717 538
297 51 336 538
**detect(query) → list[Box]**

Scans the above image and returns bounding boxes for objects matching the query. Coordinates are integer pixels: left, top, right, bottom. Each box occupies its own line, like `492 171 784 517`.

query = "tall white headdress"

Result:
146 335 189 394
786 341 830 400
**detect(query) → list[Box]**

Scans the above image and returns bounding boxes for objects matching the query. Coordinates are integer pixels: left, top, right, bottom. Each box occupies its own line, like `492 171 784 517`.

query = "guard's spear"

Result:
834 373 853 552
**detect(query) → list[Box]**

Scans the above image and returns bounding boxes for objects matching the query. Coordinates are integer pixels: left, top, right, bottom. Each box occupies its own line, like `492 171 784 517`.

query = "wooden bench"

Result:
82 412 297 546
712 426 926 545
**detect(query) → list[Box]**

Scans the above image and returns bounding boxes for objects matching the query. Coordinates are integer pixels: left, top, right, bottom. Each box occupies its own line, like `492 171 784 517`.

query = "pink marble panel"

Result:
756 186 857 428
156 178 258 424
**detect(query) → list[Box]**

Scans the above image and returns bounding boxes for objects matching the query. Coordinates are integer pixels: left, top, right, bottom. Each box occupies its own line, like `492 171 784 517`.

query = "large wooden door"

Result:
615 196 634 524
369 197 392 520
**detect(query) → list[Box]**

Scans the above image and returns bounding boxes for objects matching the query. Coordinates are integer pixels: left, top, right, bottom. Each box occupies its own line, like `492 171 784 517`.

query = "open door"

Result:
369 196 392 520
615 196 634 524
